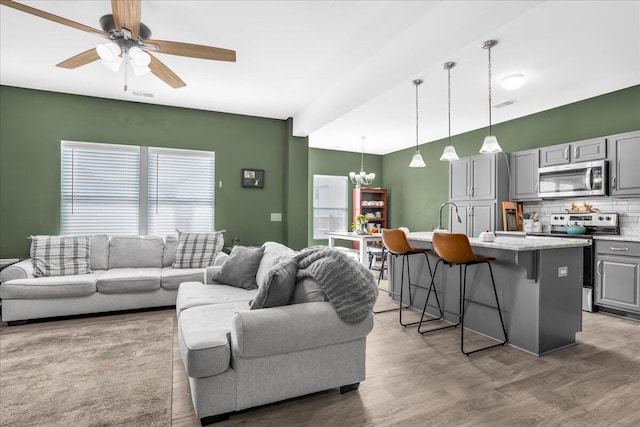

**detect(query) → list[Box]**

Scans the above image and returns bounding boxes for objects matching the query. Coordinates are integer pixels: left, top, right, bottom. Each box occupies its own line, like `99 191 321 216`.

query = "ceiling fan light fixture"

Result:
100 56 122 72
131 64 151 76
501 73 525 90
128 46 151 67
96 42 121 62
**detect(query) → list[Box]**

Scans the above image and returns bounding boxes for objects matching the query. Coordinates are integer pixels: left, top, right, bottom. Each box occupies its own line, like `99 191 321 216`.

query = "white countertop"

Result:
593 235 640 243
407 232 590 252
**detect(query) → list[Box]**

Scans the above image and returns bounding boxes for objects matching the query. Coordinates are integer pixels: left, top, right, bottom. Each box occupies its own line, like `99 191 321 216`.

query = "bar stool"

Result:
419 232 508 355
380 229 438 326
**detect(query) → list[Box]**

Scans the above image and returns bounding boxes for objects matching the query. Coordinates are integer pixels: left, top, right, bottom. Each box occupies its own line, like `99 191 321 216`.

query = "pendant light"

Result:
349 136 375 187
479 40 503 154
409 79 427 168
440 62 459 161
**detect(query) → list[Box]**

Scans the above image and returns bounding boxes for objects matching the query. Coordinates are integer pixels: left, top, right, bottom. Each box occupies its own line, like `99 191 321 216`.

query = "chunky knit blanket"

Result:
294 246 378 324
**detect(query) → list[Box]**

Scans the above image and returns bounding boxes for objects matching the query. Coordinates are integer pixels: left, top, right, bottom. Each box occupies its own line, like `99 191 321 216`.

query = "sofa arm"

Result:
231 302 374 358
213 251 228 266
0 259 33 283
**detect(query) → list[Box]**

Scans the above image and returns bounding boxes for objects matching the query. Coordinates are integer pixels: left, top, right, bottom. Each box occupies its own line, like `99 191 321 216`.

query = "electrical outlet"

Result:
270 213 282 222
558 266 568 277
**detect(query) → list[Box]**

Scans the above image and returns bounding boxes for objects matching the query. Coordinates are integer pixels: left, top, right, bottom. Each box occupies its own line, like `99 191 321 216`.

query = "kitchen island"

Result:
388 232 590 356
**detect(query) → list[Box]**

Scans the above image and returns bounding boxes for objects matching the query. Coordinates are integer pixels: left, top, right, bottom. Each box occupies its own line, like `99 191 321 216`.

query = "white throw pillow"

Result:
30 235 91 277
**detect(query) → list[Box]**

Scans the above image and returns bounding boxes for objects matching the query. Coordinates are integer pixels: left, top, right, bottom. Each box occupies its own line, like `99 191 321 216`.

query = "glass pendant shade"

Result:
100 56 122 72
409 150 426 168
440 145 459 161
96 43 121 62
479 135 503 153
131 64 151 76
128 47 151 67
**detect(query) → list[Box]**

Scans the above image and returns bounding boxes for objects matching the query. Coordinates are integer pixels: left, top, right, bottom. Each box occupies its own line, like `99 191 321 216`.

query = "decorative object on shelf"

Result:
352 214 370 234
409 79 427 168
241 168 264 188
501 73 525 90
349 136 375 187
440 62 459 161
568 202 596 212
479 40 503 154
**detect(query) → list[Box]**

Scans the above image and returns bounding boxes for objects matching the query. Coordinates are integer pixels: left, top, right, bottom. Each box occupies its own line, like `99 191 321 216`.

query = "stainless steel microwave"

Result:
537 160 608 198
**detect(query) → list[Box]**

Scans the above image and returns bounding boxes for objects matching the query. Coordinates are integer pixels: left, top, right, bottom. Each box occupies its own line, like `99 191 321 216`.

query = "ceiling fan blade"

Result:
145 39 236 62
0 0 107 35
149 54 186 89
111 0 141 39
56 48 100 69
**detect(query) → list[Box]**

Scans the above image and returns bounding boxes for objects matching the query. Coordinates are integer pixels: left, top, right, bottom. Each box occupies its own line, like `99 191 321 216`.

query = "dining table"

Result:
324 231 382 265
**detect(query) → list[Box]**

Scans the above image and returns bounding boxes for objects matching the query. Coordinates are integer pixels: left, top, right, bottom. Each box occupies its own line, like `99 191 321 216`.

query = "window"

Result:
61 141 215 235
312 175 348 240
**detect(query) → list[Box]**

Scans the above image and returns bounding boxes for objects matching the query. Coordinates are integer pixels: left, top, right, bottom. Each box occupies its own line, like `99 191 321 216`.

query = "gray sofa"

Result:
0 235 228 324
177 242 375 424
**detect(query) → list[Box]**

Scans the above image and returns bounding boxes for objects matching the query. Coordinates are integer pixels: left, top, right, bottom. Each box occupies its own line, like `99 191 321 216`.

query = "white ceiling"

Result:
1 1 638 155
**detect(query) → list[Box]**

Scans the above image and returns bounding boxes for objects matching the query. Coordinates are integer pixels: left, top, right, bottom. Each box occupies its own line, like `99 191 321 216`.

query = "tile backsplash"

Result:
523 197 640 235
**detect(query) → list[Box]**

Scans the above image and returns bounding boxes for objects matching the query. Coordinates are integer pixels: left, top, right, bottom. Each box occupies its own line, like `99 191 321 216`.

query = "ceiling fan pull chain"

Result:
123 52 129 92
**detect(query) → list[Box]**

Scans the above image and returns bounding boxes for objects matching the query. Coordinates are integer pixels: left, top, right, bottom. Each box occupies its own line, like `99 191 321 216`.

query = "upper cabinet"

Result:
539 137 606 167
609 130 640 196
510 149 539 201
449 154 496 201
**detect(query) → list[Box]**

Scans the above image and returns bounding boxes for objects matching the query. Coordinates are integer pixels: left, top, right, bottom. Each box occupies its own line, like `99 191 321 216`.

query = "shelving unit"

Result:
353 188 387 249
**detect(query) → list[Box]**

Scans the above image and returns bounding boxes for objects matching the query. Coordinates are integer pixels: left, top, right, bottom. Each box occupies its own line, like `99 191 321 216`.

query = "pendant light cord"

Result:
487 45 492 135
360 137 365 171
447 67 451 145
415 82 419 150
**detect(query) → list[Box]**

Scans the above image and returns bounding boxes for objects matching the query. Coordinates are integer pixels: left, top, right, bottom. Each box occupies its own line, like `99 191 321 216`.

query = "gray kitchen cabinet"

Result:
595 240 640 314
449 154 496 201
510 149 540 200
540 143 571 167
573 137 607 162
450 201 496 237
609 130 640 196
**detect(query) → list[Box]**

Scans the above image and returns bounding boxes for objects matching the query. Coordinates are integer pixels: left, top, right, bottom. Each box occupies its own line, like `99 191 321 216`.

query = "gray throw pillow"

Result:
212 246 265 289
250 255 298 309
290 277 328 304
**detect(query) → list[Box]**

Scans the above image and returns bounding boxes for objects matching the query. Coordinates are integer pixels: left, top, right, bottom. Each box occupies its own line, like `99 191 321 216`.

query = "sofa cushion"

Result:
179 302 248 378
97 268 161 293
290 277 328 304
176 282 258 316
89 235 109 270
161 267 204 290
0 271 104 299
108 236 164 268
30 235 91 277
250 255 297 309
173 231 224 268
255 241 295 288
212 246 265 290
162 235 178 267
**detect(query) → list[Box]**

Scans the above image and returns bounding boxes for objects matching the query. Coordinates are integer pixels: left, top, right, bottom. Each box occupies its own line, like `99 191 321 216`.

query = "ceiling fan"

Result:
0 0 236 89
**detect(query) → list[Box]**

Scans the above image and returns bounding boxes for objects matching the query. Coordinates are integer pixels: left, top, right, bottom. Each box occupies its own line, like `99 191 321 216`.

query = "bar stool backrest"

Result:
431 232 477 265
381 229 413 255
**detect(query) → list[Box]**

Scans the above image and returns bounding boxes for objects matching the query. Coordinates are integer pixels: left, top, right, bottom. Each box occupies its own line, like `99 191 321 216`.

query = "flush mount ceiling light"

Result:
501 73 525 90
349 136 375 188
440 62 459 162
409 79 427 168
479 40 503 154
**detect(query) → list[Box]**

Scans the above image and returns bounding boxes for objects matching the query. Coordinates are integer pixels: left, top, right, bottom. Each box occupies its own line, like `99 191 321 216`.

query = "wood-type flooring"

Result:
3 278 639 426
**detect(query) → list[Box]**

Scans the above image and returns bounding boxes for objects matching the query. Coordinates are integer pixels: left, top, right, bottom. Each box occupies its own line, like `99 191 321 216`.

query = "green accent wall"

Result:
383 85 640 231
0 85 308 258
308 148 383 246
285 118 309 250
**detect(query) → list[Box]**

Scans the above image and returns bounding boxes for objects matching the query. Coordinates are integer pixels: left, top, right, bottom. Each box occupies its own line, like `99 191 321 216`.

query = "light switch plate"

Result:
270 213 282 222
558 266 568 277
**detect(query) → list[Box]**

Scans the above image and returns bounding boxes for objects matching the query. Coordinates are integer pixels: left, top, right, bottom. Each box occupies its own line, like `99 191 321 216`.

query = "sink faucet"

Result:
438 202 462 230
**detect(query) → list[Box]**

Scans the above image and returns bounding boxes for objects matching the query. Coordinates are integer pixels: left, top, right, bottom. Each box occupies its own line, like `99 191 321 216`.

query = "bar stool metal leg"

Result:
460 261 509 356
417 258 460 334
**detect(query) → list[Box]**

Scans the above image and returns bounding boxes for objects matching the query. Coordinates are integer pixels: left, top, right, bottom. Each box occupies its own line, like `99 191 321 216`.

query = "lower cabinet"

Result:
595 240 640 314
450 202 496 238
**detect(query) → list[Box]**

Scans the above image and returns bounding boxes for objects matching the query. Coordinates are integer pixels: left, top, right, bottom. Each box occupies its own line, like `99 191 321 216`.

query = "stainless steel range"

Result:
529 212 619 312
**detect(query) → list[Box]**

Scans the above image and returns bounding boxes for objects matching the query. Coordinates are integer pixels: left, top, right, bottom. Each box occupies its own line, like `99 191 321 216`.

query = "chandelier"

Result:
349 136 375 187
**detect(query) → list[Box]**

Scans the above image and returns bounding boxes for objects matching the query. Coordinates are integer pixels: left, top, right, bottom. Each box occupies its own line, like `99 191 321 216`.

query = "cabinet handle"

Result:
469 207 474 217
564 147 569 159
535 182 539 192
612 176 616 190
471 186 475 197
574 147 578 159
597 260 603 275
609 247 629 251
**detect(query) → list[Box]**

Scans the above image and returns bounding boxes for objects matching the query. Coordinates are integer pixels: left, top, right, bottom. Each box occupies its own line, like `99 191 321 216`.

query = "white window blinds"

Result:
312 175 348 240
61 141 140 235
147 147 215 235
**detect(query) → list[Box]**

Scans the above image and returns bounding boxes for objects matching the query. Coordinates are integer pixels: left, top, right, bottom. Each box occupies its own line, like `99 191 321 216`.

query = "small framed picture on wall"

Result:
242 168 265 188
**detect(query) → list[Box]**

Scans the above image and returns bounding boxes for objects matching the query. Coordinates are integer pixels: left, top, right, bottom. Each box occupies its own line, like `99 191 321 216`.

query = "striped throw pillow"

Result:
30 235 91 277
173 231 224 268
